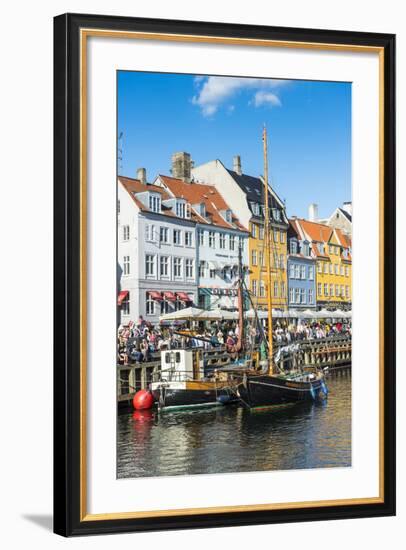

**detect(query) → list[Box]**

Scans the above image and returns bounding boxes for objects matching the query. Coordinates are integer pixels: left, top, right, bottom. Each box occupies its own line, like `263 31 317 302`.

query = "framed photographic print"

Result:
53 13 396 536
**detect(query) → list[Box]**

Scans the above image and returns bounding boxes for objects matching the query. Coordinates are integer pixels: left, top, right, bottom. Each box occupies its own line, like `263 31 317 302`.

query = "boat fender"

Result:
133 389 155 410
309 385 316 401
321 380 329 395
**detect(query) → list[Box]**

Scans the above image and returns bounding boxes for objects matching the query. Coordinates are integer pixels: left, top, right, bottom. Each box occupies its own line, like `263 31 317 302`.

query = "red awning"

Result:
163 291 177 302
117 290 129 305
177 292 192 302
149 291 163 301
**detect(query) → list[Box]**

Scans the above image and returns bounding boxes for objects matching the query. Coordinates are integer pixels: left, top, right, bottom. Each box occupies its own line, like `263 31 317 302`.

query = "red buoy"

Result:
132 389 154 410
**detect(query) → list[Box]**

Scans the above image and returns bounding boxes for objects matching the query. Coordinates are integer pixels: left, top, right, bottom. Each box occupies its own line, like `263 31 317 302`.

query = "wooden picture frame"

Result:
54 12 396 536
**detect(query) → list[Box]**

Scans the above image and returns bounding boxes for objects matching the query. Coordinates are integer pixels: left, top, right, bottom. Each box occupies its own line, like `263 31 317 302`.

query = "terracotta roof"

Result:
157 175 248 232
119 176 198 221
297 219 334 243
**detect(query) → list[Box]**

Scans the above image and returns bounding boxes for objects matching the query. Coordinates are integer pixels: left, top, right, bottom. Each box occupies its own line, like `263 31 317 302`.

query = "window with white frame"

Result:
259 225 264 240
198 230 204 246
346 285 350 299
300 288 306 304
289 287 295 303
290 240 298 254
330 284 334 296
123 225 130 241
146 224 155 242
176 201 186 218
335 284 340 296
318 242 324 254
294 264 300 279
209 267 216 278
334 264 339 275
160 226 169 243
280 254 285 269
318 283 322 296
259 251 264 267
239 237 244 251
160 299 171 314
173 257 182 278
281 282 286 298
318 262 322 273
308 289 314 304
274 253 280 269
160 256 169 277
123 256 130 275
185 259 194 279
251 249 257 265
219 233 226 249
273 228 278 243
252 280 257 296
295 288 300 303
329 263 334 275
185 231 193 247
146 294 155 316
280 231 285 244
289 264 295 279
173 229 182 245
251 223 257 238
145 254 155 276
229 235 235 250
209 231 215 248
341 285 345 297
302 242 309 256
198 261 206 278
149 194 161 213
301 265 306 279
309 265 314 280
324 283 329 296
340 265 344 276
259 280 266 297
324 263 329 274
273 280 279 298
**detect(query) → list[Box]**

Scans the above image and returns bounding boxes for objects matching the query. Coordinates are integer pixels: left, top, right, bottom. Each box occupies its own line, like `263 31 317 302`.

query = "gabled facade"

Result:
117 176 198 325
154 172 249 310
287 220 317 310
293 218 352 310
192 156 289 310
319 202 352 236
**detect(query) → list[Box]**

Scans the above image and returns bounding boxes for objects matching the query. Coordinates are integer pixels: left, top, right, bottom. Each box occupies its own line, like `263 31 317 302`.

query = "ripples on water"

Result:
117 373 351 479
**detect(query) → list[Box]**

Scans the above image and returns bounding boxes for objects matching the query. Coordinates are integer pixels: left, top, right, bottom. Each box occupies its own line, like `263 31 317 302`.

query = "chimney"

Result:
233 155 242 175
308 203 318 222
171 152 192 183
137 167 147 185
342 201 352 216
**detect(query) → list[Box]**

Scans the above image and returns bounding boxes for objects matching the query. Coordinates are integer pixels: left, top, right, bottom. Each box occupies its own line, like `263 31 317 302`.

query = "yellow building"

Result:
294 219 352 310
249 220 288 310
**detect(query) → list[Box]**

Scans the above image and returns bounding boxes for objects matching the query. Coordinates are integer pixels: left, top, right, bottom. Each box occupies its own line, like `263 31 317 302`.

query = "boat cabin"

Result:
160 349 204 382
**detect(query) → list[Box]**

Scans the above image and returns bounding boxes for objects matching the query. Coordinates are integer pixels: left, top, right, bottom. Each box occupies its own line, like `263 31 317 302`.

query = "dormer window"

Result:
175 200 187 218
302 242 310 256
148 193 161 213
200 203 206 217
225 209 232 223
318 242 324 254
290 240 298 254
251 202 260 216
273 208 281 221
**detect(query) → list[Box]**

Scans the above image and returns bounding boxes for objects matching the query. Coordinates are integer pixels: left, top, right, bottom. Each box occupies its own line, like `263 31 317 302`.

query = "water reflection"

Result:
117 373 351 478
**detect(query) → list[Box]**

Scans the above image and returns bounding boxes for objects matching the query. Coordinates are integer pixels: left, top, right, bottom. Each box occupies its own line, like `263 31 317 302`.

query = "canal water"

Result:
117 372 351 479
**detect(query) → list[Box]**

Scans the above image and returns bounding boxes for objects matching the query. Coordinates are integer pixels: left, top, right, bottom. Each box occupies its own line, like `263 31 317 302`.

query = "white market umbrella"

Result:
159 306 223 322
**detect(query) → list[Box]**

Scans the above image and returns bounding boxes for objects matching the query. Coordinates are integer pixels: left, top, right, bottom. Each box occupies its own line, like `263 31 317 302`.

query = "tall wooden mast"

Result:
262 125 274 372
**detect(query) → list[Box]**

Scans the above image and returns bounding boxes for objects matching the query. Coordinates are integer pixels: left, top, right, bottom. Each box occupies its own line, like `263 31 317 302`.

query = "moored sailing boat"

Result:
234 126 328 409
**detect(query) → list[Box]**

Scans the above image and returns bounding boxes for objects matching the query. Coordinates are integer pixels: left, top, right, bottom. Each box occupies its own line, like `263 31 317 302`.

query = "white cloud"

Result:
253 90 281 108
192 76 287 116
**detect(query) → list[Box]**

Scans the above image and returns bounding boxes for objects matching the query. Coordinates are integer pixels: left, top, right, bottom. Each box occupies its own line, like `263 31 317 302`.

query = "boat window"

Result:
176 352 181 363
165 352 171 364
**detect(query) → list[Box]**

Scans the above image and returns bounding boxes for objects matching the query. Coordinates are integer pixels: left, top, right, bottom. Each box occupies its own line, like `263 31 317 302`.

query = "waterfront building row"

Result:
117 152 352 325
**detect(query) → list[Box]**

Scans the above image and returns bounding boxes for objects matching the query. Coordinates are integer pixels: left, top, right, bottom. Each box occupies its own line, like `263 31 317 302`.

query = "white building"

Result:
117 174 198 326
154 153 250 310
311 202 352 236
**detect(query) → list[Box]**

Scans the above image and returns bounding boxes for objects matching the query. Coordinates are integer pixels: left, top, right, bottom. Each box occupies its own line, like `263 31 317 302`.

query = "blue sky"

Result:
117 71 351 219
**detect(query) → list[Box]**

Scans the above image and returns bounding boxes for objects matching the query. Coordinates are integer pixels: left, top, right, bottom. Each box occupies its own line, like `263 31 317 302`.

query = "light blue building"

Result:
287 219 317 310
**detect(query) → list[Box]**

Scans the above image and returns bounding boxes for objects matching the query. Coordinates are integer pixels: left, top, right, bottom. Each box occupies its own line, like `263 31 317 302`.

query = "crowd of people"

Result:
117 316 351 365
